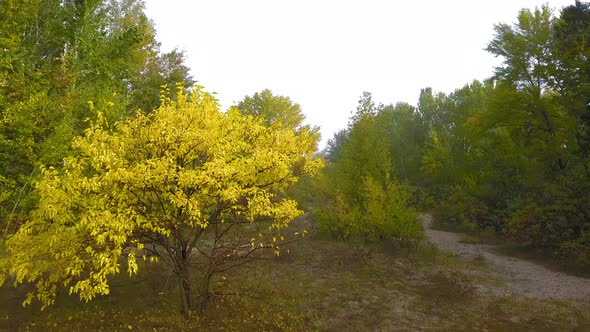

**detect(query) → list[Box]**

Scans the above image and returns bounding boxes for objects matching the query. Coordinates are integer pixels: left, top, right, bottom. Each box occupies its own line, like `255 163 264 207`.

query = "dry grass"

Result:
1 217 589 331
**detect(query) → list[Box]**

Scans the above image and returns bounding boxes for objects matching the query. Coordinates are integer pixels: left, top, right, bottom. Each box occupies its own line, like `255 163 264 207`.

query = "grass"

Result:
1 217 589 331
493 244 590 278
458 233 481 244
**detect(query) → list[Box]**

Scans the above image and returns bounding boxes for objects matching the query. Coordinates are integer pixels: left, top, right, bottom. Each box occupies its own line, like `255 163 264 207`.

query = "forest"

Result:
1 0 590 330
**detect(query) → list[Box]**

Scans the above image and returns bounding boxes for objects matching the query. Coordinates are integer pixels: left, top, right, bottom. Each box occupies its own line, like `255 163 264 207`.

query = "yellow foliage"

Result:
1 86 323 308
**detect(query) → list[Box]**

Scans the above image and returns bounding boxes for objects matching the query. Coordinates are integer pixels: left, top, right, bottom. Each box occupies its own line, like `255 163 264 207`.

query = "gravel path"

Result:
421 214 590 301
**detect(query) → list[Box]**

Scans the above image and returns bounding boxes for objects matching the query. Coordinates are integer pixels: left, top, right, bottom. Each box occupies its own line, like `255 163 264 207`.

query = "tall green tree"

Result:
237 89 306 129
486 5 573 172
0 0 192 233
553 1 590 172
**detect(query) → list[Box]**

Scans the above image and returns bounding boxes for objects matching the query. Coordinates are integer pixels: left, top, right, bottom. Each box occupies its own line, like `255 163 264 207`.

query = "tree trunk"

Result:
197 271 213 314
177 260 192 317
175 241 193 318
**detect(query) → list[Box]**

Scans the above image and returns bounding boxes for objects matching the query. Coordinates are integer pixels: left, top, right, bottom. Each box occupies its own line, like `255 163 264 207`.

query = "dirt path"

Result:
421 214 590 301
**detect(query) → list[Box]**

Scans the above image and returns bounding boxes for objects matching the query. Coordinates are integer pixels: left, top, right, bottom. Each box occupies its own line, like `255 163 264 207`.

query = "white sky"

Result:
143 0 574 148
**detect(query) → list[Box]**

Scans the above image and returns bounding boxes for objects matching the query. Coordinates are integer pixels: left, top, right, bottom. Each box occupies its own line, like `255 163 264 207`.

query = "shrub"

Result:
507 182 590 267
315 177 421 242
432 186 497 232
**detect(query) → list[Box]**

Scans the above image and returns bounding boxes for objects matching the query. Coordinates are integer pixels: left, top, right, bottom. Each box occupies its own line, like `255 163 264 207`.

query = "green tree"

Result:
130 49 195 113
421 82 524 231
316 92 420 241
553 1 590 172
237 89 305 129
0 0 185 234
388 102 427 183
325 129 349 162
486 5 572 171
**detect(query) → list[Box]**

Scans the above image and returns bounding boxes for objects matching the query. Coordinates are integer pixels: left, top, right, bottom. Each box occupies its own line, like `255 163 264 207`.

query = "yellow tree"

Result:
0 87 322 316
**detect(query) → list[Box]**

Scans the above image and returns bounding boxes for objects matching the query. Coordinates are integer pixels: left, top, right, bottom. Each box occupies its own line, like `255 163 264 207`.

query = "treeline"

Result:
316 2 590 266
0 0 193 233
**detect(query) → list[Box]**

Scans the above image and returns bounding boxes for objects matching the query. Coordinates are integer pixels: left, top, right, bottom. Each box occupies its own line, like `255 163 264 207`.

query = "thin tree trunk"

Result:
540 109 569 171
177 260 192 317
197 272 212 315
175 238 193 318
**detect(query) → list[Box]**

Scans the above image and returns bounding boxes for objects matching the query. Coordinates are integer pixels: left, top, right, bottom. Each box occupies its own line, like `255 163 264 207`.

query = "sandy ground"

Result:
421 214 590 301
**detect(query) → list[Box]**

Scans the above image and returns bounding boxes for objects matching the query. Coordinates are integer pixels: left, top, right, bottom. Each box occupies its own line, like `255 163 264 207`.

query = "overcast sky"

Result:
143 0 574 148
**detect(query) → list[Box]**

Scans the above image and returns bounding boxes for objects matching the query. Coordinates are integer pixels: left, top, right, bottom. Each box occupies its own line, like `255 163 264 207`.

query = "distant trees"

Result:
484 3 590 263
0 88 323 316
131 49 195 113
312 3 590 267
417 3 590 265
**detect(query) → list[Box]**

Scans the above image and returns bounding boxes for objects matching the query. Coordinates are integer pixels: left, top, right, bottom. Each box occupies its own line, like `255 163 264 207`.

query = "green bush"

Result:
558 241 590 268
315 192 361 240
315 177 421 242
432 186 497 232
406 186 436 211
507 182 590 267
